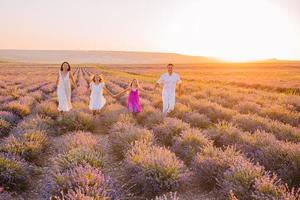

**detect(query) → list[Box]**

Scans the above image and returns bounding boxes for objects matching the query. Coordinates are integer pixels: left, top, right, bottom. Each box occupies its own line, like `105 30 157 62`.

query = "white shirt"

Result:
157 73 181 94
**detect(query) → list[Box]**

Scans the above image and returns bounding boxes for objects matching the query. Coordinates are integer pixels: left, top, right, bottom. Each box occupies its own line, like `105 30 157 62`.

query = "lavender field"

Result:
1 63 300 200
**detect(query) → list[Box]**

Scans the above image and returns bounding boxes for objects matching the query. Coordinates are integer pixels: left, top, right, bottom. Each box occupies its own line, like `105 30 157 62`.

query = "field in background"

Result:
0 63 300 199
100 62 300 91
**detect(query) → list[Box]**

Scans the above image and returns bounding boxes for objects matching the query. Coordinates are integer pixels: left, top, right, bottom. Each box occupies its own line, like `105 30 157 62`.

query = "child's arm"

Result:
104 86 116 97
153 82 160 91
115 87 130 98
138 86 153 94
89 82 93 92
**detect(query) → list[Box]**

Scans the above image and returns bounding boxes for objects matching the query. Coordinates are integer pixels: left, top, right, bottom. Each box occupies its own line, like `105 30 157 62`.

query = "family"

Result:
56 62 182 117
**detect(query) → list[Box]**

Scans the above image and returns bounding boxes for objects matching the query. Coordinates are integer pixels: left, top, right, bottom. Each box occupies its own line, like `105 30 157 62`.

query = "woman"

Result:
89 73 115 116
56 62 77 114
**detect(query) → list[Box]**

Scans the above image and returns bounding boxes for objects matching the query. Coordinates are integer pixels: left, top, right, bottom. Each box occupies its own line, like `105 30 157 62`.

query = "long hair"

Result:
91 74 104 83
60 62 71 71
130 79 139 88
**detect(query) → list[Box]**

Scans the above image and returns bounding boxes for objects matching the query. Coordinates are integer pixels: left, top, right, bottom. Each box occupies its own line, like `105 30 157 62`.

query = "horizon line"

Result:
0 48 300 62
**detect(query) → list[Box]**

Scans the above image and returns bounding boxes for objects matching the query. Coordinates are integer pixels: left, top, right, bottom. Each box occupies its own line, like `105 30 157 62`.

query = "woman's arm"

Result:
70 73 77 88
56 74 59 86
115 87 130 98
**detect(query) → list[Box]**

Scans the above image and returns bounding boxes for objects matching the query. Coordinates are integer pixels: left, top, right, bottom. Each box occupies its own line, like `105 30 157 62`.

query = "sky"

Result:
0 0 300 61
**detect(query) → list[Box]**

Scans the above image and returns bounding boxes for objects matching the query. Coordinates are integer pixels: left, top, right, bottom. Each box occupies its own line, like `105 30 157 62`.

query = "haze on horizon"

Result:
0 0 300 62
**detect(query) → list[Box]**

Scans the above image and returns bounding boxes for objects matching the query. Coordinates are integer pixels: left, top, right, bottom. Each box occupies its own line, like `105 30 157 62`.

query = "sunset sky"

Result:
0 0 300 61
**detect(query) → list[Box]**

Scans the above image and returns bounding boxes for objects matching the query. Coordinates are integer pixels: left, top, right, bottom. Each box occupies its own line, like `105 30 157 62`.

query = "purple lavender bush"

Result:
232 113 300 143
252 174 300 200
3 101 31 117
60 131 99 152
189 99 236 123
40 83 56 94
153 118 190 147
0 119 11 137
34 101 58 119
55 111 95 134
13 115 55 135
30 90 44 101
191 146 245 190
205 122 300 187
172 128 212 165
53 147 104 173
1 131 48 162
52 165 117 199
218 158 264 200
234 101 262 114
109 122 154 160
0 191 14 200
169 103 191 119
99 103 127 129
0 111 19 125
154 192 179 200
0 96 13 104
136 105 164 128
124 141 188 197
182 112 212 129
0 153 32 191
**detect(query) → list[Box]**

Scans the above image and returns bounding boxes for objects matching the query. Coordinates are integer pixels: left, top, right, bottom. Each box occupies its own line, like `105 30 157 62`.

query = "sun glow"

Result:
159 0 299 62
0 0 299 61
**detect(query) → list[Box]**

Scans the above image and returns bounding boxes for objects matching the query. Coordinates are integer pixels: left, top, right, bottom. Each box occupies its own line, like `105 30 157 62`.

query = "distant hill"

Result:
0 50 220 64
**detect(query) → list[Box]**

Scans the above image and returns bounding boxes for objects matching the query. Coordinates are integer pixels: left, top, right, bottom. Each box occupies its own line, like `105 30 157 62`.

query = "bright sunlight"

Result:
161 0 299 61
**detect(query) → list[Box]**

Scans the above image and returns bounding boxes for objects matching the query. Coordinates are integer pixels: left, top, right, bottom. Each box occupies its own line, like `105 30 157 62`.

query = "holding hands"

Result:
112 79 155 99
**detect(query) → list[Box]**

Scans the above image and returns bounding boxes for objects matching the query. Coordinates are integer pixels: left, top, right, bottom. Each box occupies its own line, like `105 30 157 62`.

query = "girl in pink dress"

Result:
116 79 148 116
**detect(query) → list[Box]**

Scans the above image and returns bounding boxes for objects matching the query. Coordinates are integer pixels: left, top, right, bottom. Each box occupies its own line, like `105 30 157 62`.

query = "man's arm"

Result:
177 74 182 97
154 74 163 91
178 82 182 97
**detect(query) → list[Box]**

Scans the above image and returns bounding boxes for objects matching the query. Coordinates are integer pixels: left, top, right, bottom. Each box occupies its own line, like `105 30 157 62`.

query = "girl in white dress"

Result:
56 62 77 114
89 74 115 116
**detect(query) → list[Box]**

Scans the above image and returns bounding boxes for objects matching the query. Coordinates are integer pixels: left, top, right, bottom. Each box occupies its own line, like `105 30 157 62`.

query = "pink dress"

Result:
127 88 142 113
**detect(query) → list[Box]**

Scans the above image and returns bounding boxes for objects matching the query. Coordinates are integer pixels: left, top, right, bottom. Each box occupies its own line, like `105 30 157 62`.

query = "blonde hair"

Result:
130 79 139 88
91 74 105 83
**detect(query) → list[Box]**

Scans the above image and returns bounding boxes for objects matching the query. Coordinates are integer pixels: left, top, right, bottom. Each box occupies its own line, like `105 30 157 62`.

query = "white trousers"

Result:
162 91 176 113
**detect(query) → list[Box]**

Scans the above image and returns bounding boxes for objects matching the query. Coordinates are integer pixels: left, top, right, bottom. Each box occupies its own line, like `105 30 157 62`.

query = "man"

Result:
154 63 182 115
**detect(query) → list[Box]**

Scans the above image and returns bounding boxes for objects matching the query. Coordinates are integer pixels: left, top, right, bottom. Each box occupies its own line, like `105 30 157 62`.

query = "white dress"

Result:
89 82 106 110
57 71 72 112
157 73 182 113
